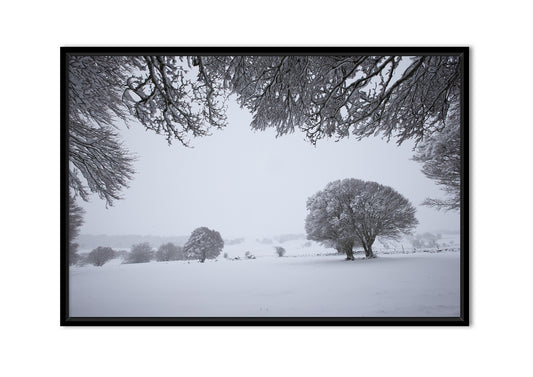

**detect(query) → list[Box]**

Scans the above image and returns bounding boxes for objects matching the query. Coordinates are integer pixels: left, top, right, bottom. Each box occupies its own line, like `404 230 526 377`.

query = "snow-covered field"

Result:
70 247 460 317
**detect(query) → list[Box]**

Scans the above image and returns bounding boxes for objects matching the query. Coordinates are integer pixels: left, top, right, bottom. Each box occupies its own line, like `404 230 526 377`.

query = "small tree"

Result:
155 242 184 262
274 246 286 257
86 246 115 267
124 242 153 264
183 227 224 263
306 179 418 259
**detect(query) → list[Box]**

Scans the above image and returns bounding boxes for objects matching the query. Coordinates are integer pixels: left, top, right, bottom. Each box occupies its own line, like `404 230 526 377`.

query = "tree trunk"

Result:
364 239 375 259
341 240 355 260
345 247 354 260
364 247 375 258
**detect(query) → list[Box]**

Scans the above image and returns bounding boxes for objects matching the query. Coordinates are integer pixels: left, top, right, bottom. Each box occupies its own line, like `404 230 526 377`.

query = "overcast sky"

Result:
79 100 460 238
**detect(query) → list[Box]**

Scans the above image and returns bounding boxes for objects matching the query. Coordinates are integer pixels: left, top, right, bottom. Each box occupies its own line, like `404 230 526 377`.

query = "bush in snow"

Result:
274 246 286 257
155 242 184 261
223 252 229 259
124 242 153 264
86 246 115 267
183 227 224 263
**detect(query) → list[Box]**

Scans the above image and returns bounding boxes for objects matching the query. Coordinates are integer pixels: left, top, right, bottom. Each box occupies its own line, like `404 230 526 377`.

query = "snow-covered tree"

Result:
86 246 115 267
124 242 153 264
305 184 361 260
305 179 418 259
155 242 184 261
203 55 463 145
68 56 136 206
68 194 85 265
413 108 461 211
68 55 227 206
183 227 224 263
67 53 464 206
123 56 227 146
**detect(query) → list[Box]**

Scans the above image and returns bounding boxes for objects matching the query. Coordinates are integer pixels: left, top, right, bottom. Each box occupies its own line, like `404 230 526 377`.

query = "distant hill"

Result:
77 233 308 252
77 234 189 251
77 231 457 254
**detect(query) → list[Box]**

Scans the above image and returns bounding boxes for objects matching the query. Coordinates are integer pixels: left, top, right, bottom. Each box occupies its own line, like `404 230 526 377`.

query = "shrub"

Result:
155 242 184 261
124 242 153 264
86 246 115 267
274 246 286 257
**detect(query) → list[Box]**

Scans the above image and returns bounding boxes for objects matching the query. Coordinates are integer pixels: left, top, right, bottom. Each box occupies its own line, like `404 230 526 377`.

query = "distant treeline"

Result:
257 234 306 245
78 233 309 250
78 234 189 250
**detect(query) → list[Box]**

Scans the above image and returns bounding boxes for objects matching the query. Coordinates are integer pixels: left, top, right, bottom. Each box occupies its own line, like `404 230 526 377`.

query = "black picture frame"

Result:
61 47 469 326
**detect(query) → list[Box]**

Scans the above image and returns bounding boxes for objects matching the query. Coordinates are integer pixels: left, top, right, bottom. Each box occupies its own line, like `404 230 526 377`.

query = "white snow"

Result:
70 246 460 317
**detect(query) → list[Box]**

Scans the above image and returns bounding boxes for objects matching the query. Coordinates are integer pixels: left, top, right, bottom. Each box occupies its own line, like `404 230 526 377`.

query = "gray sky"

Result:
79 100 459 238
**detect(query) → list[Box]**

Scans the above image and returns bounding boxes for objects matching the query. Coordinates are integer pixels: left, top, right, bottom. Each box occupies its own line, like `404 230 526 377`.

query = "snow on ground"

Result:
198 231 460 259
70 250 460 317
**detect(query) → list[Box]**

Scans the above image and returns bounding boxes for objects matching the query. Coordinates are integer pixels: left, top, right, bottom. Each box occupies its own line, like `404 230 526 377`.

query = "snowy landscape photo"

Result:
62 48 468 323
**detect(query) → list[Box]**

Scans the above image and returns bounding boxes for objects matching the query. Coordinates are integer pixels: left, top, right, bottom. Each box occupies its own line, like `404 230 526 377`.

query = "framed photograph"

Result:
61 47 469 325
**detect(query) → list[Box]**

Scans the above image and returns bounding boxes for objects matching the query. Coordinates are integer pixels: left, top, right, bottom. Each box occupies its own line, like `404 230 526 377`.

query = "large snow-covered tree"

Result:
68 55 227 206
305 184 361 260
183 227 224 262
305 179 418 259
67 53 464 206
204 55 463 146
